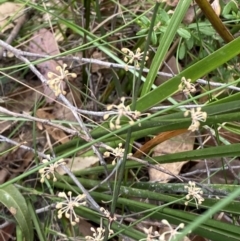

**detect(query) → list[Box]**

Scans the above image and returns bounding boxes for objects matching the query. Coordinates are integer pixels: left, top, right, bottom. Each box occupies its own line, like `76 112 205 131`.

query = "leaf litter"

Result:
0 1 240 240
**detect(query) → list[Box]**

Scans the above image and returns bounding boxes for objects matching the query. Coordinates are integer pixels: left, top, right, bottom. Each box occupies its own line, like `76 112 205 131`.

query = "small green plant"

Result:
1 0 240 241
136 8 191 45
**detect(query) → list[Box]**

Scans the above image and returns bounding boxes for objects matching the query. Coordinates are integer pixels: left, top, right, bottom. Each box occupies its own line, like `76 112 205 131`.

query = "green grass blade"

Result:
137 37 240 111
0 185 33 241
141 0 192 96
75 143 240 176
175 185 240 241
150 143 240 164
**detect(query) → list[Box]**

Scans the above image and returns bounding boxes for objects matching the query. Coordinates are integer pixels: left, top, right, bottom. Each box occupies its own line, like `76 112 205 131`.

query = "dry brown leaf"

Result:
0 131 43 183
6 85 43 112
134 129 187 158
0 2 23 32
36 109 69 144
183 0 221 24
183 6 196 24
0 83 42 134
22 151 34 169
149 131 195 182
47 126 69 144
42 0 62 22
91 50 108 73
162 0 179 6
212 0 221 16
155 56 184 102
28 28 63 103
52 93 78 124
213 211 238 228
0 222 15 241
76 219 94 237
56 156 99 175
156 56 182 84
0 119 16 134
41 0 66 42
0 169 9 184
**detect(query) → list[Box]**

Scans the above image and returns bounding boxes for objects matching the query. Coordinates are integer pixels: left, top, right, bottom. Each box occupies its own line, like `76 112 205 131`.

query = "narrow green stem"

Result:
132 2 160 109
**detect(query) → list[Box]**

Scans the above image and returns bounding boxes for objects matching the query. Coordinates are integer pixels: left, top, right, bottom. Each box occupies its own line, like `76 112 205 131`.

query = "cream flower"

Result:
121 47 149 71
103 97 150 130
56 191 86 226
184 181 204 209
47 63 77 96
178 77 196 95
38 156 66 183
103 143 132 165
159 219 185 241
184 107 207 132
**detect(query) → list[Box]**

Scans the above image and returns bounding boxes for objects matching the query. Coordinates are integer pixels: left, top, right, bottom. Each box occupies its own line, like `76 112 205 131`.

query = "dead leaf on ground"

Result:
0 119 16 134
56 156 99 175
5 84 43 112
156 56 182 85
52 93 76 122
52 92 83 129
0 2 24 32
183 6 197 24
28 28 63 103
40 0 67 42
156 56 184 102
36 109 69 144
91 50 109 73
162 0 179 6
0 222 15 241
149 131 195 182
0 169 9 184
0 127 44 183
134 129 187 158
0 83 42 134
183 0 221 24
76 219 94 237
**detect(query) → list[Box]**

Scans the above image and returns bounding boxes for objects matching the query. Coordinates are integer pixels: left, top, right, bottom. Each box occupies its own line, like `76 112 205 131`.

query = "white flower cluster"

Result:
38 156 66 183
56 191 86 226
103 143 132 165
121 47 149 71
47 64 77 96
143 219 186 241
103 97 150 130
184 181 204 208
184 107 207 132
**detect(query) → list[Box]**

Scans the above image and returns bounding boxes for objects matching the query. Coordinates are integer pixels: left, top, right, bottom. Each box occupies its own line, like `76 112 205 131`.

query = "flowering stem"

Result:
109 129 132 227
140 0 192 96
132 2 160 110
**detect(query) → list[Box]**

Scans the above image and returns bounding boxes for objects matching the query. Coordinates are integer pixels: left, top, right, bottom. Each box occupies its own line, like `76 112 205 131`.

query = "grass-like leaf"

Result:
136 37 240 111
0 184 33 241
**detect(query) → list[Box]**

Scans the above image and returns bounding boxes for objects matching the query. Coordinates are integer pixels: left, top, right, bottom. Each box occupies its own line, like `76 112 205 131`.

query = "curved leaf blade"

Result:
136 37 240 112
0 184 33 241
141 0 192 96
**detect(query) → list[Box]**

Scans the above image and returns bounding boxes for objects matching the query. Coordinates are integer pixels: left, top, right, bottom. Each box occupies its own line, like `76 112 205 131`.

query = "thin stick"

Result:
0 134 101 211
0 39 109 174
0 40 239 92
0 106 87 140
180 165 240 177
0 13 27 58
0 40 108 210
